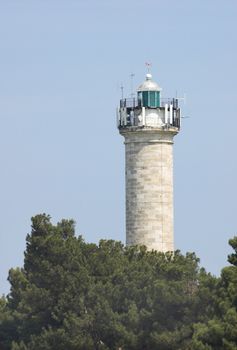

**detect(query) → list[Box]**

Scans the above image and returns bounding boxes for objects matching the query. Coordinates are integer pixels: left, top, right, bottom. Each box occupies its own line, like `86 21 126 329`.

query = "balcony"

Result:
117 97 180 130
119 97 179 109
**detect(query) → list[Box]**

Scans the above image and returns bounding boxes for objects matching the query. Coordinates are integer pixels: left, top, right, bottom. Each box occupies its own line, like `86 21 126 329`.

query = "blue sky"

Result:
0 0 237 294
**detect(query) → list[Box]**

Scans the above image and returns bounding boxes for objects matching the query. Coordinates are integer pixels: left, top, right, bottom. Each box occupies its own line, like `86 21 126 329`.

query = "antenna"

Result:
120 83 124 100
130 73 135 98
176 93 187 105
145 62 152 73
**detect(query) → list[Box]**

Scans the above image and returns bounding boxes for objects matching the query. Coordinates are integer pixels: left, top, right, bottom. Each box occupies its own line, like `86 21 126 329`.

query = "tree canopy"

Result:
0 214 237 349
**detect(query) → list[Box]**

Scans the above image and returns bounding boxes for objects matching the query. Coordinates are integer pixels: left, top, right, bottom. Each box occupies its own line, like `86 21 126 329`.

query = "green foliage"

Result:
190 235 237 349
1 215 237 349
228 237 237 266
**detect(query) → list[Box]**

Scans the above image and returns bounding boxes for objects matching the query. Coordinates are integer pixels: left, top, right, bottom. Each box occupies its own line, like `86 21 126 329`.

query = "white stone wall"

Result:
120 128 177 252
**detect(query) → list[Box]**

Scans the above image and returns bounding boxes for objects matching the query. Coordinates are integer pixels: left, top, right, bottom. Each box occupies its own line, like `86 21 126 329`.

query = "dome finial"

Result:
146 73 152 80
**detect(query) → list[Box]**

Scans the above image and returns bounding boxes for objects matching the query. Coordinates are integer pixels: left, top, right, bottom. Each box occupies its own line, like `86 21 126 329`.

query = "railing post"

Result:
165 104 168 124
142 107 146 126
170 104 173 125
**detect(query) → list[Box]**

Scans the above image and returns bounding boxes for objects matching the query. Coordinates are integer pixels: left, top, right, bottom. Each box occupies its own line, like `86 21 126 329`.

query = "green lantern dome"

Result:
137 73 162 108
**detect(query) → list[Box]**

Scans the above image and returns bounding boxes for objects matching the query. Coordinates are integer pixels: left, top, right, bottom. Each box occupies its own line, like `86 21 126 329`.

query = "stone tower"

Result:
117 73 180 252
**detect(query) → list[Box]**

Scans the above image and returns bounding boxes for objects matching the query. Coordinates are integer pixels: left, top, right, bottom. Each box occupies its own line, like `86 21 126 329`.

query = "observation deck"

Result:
117 97 180 130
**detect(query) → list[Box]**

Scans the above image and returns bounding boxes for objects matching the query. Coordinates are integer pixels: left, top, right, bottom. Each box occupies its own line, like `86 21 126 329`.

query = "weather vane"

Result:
145 62 152 73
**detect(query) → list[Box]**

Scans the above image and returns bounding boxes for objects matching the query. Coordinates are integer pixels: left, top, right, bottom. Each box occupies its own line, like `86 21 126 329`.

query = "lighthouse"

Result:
117 73 180 252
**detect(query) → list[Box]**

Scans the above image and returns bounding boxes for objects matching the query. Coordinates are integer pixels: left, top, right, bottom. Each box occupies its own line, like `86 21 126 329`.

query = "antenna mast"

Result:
120 83 124 100
130 73 135 98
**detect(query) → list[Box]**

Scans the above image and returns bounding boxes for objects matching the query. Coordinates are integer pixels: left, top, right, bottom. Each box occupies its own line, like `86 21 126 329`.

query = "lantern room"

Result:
137 73 162 108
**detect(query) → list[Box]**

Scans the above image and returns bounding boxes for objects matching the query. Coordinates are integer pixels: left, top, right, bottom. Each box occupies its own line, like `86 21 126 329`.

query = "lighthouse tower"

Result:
117 73 180 252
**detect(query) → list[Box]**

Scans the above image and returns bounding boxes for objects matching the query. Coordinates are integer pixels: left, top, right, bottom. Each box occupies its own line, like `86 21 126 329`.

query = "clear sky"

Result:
0 0 237 295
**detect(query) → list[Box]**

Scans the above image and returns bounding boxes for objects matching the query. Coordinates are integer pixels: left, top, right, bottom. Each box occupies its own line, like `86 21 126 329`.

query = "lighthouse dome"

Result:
137 73 162 92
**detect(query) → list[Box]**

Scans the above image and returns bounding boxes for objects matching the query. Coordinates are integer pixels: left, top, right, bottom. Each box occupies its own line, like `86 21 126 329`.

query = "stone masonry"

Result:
120 127 177 252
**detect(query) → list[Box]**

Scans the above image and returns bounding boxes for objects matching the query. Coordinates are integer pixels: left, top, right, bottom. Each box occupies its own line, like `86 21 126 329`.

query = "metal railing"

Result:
120 98 138 108
160 98 179 109
120 97 179 109
117 106 180 130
